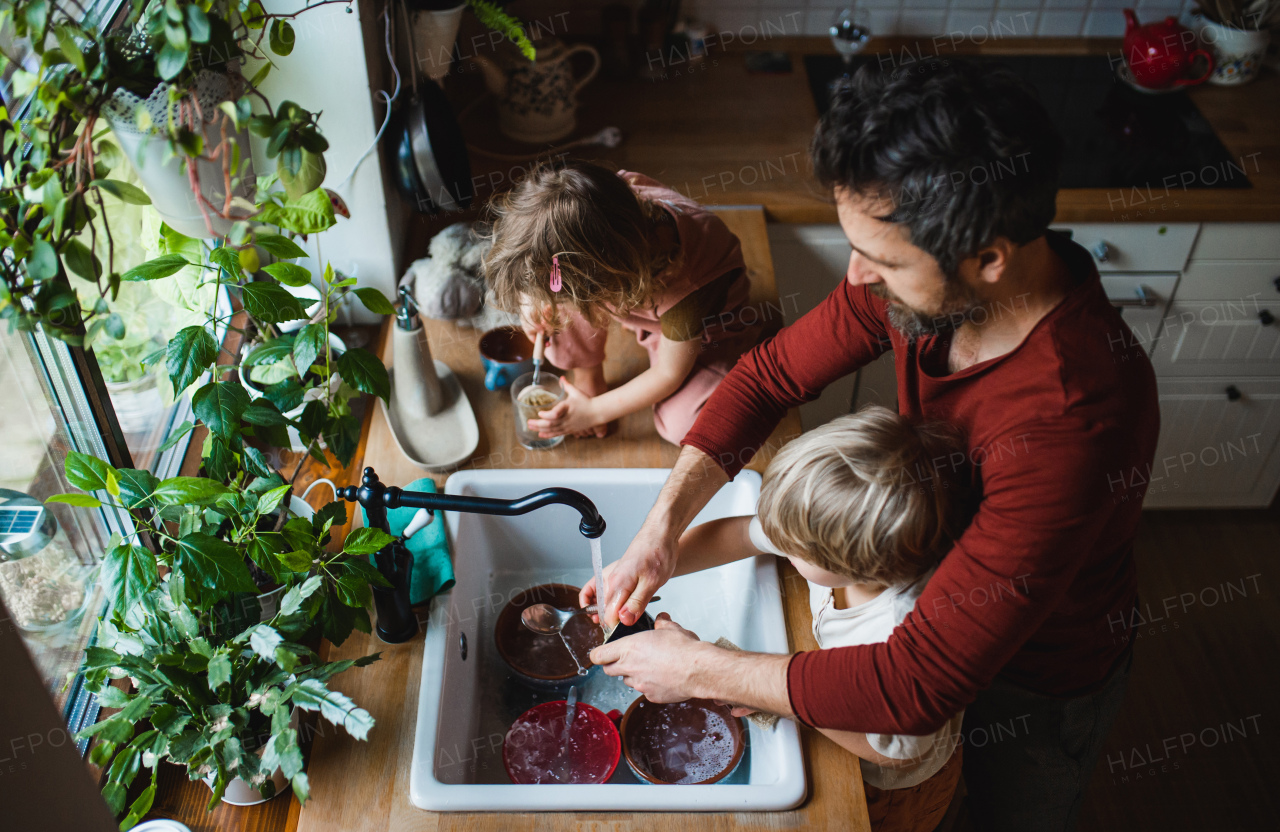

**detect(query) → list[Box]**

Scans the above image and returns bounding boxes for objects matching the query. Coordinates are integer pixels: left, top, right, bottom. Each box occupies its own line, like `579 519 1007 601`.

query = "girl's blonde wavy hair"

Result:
758 407 970 587
482 160 678 328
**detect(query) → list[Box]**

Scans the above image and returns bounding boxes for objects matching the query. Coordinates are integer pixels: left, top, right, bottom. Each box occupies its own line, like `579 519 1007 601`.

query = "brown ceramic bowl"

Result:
494 583 605 687
620 697 746 785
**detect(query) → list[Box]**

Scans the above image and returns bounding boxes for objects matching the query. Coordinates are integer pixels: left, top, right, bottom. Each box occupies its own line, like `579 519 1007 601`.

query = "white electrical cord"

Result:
301 478 339 503
334 3 402 192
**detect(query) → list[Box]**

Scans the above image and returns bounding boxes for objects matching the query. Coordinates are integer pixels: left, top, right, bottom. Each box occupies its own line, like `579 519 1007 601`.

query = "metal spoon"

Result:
532 331 545 386
521 598 661 635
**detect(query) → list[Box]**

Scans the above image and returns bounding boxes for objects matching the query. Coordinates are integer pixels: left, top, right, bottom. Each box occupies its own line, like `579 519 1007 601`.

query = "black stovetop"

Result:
803 54 1250 191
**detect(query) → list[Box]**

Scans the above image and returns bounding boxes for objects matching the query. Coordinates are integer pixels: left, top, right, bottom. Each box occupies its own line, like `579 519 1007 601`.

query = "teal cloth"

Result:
360 478 455 605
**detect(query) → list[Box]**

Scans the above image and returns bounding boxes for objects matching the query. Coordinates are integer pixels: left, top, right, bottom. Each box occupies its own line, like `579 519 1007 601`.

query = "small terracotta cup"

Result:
620 698 746 785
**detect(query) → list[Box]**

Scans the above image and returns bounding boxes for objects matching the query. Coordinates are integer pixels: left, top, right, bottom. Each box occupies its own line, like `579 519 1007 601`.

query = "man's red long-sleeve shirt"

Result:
682 232 1158 735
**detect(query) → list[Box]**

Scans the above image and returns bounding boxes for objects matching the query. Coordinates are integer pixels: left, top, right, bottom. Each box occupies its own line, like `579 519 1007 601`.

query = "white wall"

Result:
515 0 1203 39
247 1 400 323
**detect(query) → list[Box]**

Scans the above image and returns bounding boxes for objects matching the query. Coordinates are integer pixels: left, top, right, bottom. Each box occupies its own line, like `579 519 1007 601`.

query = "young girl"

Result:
483 160 764 443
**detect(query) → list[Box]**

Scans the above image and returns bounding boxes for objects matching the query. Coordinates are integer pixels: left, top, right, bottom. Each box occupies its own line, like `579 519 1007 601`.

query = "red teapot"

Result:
1123 9 1213 89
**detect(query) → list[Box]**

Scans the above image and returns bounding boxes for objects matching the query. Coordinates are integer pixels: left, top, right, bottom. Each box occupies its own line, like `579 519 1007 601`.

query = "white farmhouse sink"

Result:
408 468 807 812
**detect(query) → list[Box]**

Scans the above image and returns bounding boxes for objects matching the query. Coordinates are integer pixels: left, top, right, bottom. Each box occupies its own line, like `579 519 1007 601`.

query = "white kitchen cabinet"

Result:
767 224 882 430
1149 298 1280 376
1188 223 1280 261
1142 378 1280 508
1049 223 1200 272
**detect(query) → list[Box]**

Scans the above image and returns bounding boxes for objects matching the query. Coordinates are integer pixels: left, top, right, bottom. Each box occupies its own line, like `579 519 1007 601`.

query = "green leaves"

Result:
152 477 232 506
26 239 58 280
241 282 308 323
64 451 120 496
207 650 232 690
335 348 390 402
261 261 311 287
45 493 103 508
156 43 188 81
247 624 284 661
90 179 151 205
192 381 250 437
467 0 537 62
174 533 258 595
289 678 375 741
353 287 395 316
62 239 101 279
256 189 336 235
102 542 158 615
122 254 188 282
166 325 218 393
255 234 308 260
292 324 325 377
279 575 324 617
255 483 292 518
342 527 395 556
269 20 295 56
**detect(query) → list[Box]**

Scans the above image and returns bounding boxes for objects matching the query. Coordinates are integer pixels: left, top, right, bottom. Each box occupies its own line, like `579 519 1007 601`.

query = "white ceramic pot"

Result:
412 4 467 83
105 71 255 238
208 766 289 806
1197 18 1270 85
201 710 300 806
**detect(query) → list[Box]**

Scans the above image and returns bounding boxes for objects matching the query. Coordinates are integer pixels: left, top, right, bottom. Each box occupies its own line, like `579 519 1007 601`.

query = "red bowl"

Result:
503 700 621 785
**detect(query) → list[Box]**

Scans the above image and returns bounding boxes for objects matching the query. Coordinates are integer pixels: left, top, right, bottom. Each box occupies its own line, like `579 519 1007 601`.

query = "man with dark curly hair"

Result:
587 61 1160 830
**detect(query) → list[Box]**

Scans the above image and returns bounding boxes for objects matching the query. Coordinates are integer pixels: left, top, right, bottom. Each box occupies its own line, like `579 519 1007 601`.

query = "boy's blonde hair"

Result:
758 407 969 587
483 160 677 328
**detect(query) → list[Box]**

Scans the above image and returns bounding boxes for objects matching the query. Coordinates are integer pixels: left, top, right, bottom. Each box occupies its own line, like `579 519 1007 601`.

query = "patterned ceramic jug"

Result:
473 38 601 144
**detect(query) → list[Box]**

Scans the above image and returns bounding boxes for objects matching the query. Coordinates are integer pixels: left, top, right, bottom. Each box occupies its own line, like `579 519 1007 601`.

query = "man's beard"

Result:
869 281 984 340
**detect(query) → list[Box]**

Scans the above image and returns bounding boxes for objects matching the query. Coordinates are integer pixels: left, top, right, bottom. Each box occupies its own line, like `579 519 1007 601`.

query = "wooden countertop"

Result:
449 36 1278 227
294 208 872 832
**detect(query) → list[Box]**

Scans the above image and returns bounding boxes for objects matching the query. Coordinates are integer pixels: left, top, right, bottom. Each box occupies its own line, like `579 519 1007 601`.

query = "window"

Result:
0 326 129 727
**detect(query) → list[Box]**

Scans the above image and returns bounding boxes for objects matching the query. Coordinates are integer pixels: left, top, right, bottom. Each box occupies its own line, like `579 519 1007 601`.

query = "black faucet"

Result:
337 467 606 643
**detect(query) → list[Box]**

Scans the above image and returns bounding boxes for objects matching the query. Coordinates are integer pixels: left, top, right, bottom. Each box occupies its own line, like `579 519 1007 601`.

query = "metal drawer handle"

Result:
1091 241 1110 263
1110 285 1158 308
1226 385 1243 402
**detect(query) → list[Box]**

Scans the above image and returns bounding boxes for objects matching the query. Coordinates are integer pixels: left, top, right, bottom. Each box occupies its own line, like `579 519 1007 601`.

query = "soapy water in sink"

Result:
630 703 737 784
437 568 751 786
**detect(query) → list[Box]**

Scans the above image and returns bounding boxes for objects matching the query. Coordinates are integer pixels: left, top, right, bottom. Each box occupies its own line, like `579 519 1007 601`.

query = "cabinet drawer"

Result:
1049 223 1199 272
1189 224 1280 261
1149 299 1280 376
1143 377 1280 508
1172 260 1280 302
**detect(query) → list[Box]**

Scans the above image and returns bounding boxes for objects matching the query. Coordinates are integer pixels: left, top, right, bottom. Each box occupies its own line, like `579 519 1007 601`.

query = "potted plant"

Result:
50 450 398 819
1193 1 1280 84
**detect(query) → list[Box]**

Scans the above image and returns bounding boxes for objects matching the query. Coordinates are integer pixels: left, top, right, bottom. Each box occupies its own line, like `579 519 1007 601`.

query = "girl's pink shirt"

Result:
543 171 751 369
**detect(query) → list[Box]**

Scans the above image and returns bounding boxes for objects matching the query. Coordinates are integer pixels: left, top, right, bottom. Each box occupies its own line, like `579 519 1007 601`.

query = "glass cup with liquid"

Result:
512 370 566 450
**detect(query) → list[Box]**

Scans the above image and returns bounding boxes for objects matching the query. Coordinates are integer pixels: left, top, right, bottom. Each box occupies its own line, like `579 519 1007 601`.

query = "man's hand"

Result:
588 613 705 703
580 520 679 630
589 613 796 718
580 446 730 628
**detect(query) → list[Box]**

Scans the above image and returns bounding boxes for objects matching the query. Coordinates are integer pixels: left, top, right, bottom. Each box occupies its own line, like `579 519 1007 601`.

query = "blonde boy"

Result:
670 407 971 832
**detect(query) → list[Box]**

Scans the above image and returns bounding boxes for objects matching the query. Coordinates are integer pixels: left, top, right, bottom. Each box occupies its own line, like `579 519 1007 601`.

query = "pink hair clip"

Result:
549 255 562 293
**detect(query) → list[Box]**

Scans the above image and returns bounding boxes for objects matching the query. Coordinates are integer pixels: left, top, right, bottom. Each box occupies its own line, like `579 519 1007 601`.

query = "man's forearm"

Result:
688 644 795 718
650 445 731 543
